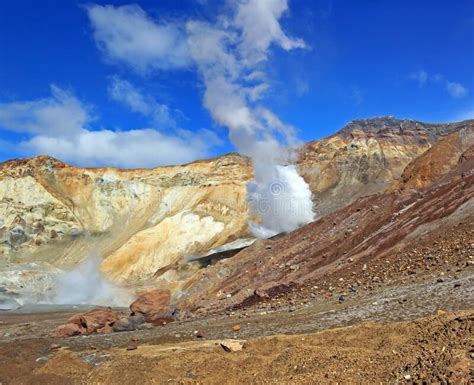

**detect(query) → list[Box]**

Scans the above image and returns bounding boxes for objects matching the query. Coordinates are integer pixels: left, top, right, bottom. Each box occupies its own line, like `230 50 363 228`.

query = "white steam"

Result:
185 0 315 237
86 0 316 237
52 256 132 307
248 165 314 238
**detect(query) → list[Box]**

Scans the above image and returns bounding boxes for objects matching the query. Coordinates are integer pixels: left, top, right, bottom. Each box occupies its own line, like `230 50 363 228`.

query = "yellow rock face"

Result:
101 184 249 283
0 154 251 283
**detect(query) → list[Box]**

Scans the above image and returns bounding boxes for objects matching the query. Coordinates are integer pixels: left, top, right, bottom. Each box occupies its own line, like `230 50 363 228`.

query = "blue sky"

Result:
0 0 473 167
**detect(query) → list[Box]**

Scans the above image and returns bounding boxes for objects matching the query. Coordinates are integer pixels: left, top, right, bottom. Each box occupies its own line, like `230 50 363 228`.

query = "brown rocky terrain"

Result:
297 117 471 214
176 123 473 316
1 304 472 383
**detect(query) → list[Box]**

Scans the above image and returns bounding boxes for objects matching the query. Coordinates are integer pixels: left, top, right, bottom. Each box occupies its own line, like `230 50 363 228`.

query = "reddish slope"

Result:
177 128 474 315
394 126 473 190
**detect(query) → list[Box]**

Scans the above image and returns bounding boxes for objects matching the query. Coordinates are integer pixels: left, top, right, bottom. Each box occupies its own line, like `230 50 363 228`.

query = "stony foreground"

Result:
0 309 472 384
1 267 473 384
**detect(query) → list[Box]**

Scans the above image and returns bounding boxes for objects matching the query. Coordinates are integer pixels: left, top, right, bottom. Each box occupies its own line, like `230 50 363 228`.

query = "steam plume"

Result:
86 0 316 236
186 0 315 237
52 256 132 307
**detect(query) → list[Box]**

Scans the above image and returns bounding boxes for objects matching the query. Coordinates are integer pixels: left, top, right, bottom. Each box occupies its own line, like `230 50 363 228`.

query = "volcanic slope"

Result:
176 122 474 315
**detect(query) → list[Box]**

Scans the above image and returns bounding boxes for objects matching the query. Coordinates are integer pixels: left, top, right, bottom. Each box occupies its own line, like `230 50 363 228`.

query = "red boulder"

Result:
52 308 119 337
52 322 83 338
130 289 173 325
79 309 118 334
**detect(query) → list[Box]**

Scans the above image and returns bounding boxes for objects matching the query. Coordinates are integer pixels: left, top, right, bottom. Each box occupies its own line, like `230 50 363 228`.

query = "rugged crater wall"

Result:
0 117 471 289
298 117 470 215
0 154 251 288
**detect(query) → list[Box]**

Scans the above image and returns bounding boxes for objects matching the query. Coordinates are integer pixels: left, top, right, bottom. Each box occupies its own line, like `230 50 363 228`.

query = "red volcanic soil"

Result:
177 143 473 316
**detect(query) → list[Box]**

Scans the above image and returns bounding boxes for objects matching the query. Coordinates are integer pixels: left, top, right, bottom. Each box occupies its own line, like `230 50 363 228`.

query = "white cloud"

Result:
24 127 219 168
410 69 428 87
84 1 315 235
0 85 89 135
184 5 303 151
85 4 191 74
246 82 270 101
0 87 220 168
446 81 468 98
108 76 175 127
410 69 468 99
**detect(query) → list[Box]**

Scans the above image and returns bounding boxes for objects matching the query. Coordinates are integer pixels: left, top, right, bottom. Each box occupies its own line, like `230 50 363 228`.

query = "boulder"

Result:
113 314 145 332
195 330 206 339
113 317 134 332
53 308 119 337
220 340 244 352
67 314 86 328
97 324 114 334
52 323 83 338
68 308 118 334
130 289 173 325
130 313 145 326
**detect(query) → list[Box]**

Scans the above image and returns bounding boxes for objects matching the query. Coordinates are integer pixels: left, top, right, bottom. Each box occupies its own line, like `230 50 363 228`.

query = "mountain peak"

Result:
0 155 66 176
339 116 472 138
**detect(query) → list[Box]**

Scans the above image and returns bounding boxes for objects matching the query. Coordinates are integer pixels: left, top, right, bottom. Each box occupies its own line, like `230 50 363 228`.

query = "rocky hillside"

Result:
0 154 251 286
0 117 472 298
298 116 471 214
177 125 474 315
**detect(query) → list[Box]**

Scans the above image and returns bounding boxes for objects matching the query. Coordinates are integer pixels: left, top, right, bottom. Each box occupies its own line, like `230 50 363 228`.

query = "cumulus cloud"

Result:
108 76 175 127
0 85 90 136
410 69 428 87
183 5 303 150
410 69 468 99
25 127 219 168
0 87 220 168
84 0 316 235
85 4 191 73
446 81 468 98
